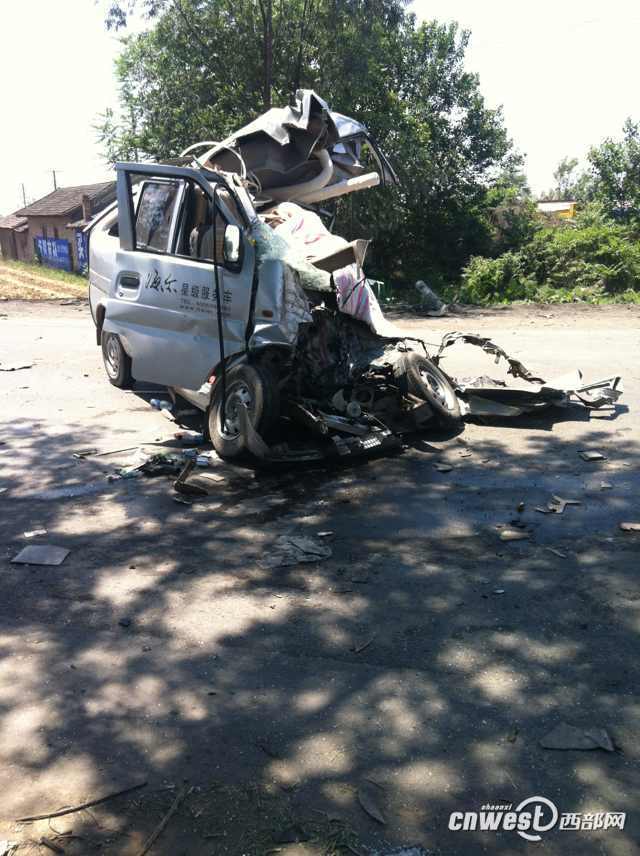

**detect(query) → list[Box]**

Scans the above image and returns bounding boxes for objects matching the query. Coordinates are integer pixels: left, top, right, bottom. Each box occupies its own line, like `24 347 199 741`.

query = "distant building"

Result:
0 212 29 261
11 181 116 271
537 200 577 219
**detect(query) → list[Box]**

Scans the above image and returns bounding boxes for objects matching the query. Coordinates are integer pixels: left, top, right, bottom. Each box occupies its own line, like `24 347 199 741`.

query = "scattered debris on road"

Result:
414 280 448 316
351 635 377 653
15 782 147 822
536 495 582 514
23 529 47 538
540 723 614 752
261 535 333 568
174 430 205 446
134 783 189 856
579 450 608 462
11 545 69 566
357 780 387 825
38 837 65 854
499 528 530 542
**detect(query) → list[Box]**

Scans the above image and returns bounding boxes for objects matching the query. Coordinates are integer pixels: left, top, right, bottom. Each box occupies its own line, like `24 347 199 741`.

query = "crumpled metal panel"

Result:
434 332 623 415
435 332 546 385
201 89 398 198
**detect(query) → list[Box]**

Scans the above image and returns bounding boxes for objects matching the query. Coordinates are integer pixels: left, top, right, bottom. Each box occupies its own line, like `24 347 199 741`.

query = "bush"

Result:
458 210 640 304
458 253 537 303
521 220 640 294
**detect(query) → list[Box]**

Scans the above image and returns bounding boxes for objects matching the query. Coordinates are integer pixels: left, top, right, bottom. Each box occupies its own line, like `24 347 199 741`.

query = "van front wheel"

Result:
101 332 133 388
395 352 461 428
208 363 280 461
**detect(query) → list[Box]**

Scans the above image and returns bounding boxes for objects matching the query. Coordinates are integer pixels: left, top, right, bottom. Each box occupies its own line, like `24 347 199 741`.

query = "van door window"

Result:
136 181 182 253
176 184 239 266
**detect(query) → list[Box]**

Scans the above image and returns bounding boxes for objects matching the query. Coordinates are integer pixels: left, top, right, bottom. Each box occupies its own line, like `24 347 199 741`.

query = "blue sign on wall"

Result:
34 236 72 272
75 230 88 273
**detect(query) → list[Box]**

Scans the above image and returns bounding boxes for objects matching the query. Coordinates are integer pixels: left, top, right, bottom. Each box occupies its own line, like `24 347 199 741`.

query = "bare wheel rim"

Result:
105 336 121 378
419 366 456 410
219 381 254 439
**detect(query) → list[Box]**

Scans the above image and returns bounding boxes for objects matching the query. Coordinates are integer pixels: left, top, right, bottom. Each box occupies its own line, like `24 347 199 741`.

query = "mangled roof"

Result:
181 90 398 207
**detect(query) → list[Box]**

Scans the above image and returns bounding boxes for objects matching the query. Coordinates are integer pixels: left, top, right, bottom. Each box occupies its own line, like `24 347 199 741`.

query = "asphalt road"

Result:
0 300 639 855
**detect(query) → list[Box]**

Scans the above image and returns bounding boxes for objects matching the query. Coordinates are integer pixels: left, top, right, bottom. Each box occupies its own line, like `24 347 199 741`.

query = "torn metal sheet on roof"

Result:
186 89 398 206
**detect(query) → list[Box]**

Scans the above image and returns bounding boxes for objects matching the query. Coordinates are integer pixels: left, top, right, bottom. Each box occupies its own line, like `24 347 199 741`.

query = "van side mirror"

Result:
223 224 241 265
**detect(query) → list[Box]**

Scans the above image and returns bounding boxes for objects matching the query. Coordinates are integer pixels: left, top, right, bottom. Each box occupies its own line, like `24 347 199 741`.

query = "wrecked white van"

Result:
88 90 622 461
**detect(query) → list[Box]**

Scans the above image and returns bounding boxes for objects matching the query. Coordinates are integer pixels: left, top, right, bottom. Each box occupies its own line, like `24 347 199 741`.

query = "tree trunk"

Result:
259 0 273 110
292 0 312 94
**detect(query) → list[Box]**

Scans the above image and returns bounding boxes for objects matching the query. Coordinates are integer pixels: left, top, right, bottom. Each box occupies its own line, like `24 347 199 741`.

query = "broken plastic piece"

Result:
579 450 607 461
11 545 69 566
542 496 582 514
540 723 614 751
261 535 332 568
499 529 530 542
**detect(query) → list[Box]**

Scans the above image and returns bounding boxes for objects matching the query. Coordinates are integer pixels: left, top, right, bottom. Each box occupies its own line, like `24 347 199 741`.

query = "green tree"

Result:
587 118 640 216
98 0 516 283
540 156 593 202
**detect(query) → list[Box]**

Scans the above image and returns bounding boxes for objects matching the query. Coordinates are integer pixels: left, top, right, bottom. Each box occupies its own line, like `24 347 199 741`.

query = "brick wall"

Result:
24 214 81 269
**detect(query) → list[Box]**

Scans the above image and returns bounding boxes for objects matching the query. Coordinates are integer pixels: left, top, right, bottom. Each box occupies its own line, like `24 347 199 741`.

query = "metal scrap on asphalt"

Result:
499 528 530 542
540 723 614 752
357 780 387 825
261 535 333 568
535 495 582 514
11 545 70 566
579 450 608 462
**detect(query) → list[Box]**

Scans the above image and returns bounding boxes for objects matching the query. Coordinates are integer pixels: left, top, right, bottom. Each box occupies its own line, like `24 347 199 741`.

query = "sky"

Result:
413 0 640 193
0 1 127 216
1 0 639 216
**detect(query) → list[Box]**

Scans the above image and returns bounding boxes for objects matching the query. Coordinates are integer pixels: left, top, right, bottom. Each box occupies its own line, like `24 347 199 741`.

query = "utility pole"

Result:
21 183 27 207
52 169 58 190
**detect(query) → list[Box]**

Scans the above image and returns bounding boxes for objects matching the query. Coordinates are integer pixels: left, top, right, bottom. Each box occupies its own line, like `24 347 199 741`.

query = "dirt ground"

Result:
0 262 87 300
0 300 638 856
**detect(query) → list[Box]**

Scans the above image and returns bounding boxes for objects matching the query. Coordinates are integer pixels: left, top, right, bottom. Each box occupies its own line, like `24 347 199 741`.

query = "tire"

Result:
395 352 462 428
208 362 280 461
101 331 134 388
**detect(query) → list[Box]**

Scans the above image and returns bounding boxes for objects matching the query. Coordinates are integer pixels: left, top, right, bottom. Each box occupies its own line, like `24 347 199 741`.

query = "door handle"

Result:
119 274 140 289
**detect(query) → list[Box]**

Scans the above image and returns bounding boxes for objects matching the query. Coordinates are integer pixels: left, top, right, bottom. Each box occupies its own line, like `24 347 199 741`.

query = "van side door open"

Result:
103 163 255 391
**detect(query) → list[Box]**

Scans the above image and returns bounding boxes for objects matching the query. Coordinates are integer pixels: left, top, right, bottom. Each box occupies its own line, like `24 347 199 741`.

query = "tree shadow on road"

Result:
0 410 639 855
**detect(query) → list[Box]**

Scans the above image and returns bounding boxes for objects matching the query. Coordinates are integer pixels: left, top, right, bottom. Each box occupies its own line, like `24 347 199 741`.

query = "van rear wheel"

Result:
101 332 133 388
208 363 280 461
